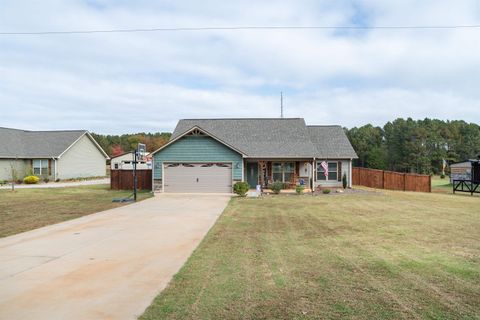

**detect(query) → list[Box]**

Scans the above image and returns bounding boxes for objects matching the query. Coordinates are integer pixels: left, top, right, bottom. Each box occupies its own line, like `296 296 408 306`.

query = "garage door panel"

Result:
164 163 232 193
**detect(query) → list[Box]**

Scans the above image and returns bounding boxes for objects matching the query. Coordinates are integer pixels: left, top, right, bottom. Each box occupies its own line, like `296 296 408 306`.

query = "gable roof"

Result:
154 125 247 156
0 127 108 159
307 126 358 159
171 118 316 158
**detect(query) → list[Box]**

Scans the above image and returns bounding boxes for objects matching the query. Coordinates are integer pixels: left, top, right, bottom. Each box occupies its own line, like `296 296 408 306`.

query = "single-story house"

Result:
151 118 358 193
0 127 109 181
110 152 151 170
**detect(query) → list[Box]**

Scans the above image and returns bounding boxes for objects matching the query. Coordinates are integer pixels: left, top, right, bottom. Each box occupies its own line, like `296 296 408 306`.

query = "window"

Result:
272 162 295 183
283 162 294 183
317 161 337 181
33 159 49 175
272 162 283 182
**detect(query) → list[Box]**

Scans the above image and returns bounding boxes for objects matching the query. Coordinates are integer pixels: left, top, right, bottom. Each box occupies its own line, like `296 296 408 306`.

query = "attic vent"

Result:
187 129 205 136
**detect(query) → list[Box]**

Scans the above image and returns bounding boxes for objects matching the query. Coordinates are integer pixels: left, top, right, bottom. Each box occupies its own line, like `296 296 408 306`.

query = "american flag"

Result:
321 161 329 177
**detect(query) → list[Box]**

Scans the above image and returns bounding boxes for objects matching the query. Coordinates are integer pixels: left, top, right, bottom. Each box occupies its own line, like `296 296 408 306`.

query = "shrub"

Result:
23 175 40 184
295 185 305 195
342 173 348 189
43 177 50 183
322 188 331 194
271 181 283 194
233 181 249 197
440 174 446 179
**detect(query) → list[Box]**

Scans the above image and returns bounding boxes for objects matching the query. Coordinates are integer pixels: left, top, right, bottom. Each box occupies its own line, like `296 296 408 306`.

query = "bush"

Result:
440 174 446 179
233 181 249 197
295 185 305 195
43 177 50 183
342 173 348 189
271 181 283 194
322 188 331 194
23 175 40 184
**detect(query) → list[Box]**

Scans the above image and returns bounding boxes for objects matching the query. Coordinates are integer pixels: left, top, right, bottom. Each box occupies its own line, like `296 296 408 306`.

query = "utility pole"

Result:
280 91 284 118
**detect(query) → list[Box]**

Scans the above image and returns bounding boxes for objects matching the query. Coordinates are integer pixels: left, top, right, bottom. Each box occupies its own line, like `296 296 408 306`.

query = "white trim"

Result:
32 159 49 175
57 132 109 159
151 126 246 156
241 157 245 182
312 158 316 189
151 160 155 192
161 162 165 193
54 158 58 180
349 159 353 188
316 160 339 182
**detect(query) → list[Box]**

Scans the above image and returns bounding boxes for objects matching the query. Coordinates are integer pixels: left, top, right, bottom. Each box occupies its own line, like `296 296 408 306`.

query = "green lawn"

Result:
142 191 479 320
431 175 453 194
0 185 152 237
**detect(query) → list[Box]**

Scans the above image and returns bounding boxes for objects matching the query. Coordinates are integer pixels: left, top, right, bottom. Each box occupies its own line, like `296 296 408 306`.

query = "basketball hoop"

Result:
137 143 146 161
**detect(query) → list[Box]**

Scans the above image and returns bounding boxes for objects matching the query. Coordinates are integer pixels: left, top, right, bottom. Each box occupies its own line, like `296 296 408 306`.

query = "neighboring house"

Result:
110 152 151 170
0 127 109 181
151 118 358 193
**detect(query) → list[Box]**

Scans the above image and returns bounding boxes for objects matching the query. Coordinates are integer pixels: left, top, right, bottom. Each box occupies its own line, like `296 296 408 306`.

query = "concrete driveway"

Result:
0 194 230 320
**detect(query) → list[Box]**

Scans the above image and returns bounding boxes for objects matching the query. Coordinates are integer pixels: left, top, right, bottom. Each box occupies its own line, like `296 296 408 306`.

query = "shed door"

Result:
164 163 232 193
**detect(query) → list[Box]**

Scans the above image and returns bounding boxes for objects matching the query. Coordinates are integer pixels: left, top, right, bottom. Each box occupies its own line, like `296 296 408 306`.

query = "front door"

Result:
246 162 258 189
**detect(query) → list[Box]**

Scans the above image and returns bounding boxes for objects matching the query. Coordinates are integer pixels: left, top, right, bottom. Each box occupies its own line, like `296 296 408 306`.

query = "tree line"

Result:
91 132 171 156
346 118 480 174
91 118 479 174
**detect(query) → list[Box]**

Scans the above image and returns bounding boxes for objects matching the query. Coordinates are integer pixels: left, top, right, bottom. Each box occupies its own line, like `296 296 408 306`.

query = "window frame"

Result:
316 161 338 181
33 159 49 176
272 162 295 183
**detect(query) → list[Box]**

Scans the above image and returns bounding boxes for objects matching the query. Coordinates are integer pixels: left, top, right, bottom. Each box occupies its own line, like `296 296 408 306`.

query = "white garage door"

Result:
164 163 232 193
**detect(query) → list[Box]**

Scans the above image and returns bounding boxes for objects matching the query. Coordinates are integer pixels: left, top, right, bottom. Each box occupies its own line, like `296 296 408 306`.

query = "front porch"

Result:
244 159 313 189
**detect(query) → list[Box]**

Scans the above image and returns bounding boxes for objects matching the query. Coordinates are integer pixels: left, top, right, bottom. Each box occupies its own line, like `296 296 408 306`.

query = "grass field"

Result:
142 191 479 320
431 175 453 194
0 185 152 237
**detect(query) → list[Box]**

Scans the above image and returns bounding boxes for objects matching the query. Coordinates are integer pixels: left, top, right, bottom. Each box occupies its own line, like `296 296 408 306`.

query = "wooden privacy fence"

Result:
352 167 431 192
110 169 152 190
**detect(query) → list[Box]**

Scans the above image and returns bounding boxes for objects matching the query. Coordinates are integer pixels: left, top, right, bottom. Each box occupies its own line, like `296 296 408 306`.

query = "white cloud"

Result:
0 0 479 134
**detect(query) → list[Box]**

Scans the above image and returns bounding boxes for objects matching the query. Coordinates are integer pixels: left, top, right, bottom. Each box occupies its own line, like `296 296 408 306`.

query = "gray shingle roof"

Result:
0 127 89 158
307 125 358 159
170 118 357 159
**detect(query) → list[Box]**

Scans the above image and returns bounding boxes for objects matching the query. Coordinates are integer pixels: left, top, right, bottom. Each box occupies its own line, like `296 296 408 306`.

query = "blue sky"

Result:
1 0 480 134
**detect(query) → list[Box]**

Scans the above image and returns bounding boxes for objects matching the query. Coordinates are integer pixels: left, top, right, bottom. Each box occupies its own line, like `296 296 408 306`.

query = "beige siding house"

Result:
0 127 109 181
110 152 151 170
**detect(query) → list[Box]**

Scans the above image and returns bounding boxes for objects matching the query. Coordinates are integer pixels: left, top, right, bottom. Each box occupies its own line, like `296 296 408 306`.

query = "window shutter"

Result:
48 159 52 176
338 161 342 182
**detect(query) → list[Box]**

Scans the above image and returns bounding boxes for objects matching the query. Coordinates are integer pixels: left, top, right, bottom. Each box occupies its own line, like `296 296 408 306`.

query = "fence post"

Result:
382 170 385 189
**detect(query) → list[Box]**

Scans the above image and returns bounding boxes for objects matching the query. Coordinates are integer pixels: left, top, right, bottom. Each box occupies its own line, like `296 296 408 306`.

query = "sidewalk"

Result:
0 178 110 189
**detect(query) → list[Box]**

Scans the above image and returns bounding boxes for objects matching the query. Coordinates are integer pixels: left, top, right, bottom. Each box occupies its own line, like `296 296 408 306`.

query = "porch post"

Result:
349 159 353 188
312 158 315 193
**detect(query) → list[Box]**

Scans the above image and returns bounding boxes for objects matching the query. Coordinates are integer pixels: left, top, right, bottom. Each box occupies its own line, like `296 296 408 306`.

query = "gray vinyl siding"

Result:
56 135 107 179
315 159 352 188
0 159 29 181
153 135 243 180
